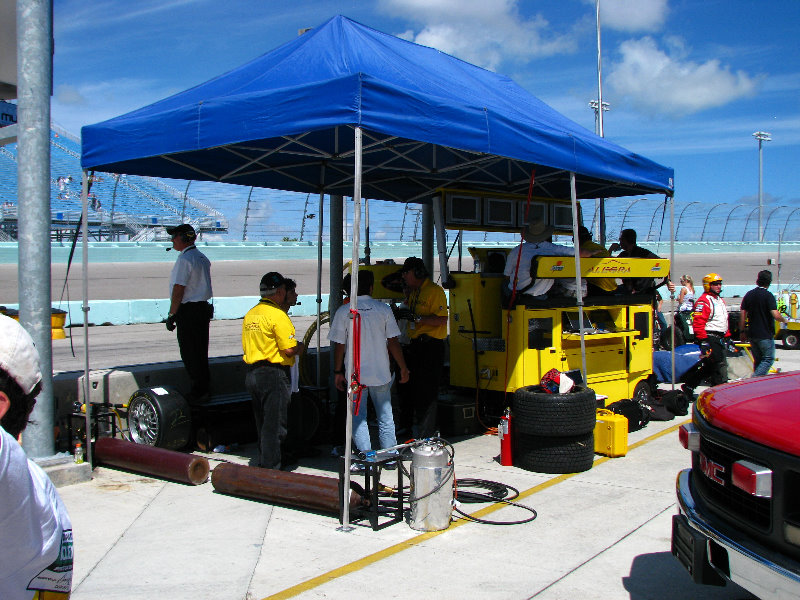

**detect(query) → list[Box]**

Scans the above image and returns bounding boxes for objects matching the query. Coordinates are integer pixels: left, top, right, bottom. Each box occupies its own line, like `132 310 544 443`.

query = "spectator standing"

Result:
739 270 788 376
165 224 213 403
677 275 696 312
242 272 304 470
0 315 73 599
329 271 409 459
683 273 730 396
397 257 448 439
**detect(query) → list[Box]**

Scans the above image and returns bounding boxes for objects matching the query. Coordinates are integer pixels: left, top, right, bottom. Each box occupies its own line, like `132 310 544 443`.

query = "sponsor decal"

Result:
699 452 726 486
651 262 662 272
550 261 564 272
588 259 631 275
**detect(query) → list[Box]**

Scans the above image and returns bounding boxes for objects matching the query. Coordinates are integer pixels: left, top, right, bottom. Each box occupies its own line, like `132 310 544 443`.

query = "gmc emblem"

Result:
699 452 726 485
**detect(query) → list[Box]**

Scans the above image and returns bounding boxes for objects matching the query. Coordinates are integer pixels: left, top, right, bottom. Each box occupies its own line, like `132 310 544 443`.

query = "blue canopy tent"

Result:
81 15 673 202
80 15 675 527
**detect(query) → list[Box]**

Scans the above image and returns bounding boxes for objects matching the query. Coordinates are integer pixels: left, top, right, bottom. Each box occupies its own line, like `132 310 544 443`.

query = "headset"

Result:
406 257 429 280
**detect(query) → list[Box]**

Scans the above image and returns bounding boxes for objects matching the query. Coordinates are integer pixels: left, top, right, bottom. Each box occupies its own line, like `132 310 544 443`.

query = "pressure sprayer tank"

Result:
409 442 453 531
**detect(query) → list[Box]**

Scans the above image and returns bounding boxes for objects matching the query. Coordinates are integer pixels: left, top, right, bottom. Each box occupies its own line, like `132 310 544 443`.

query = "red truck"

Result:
672 372 800 598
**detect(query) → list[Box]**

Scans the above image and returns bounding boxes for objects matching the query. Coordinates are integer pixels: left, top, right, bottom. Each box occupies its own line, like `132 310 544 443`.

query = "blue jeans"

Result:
352 381 397 453
750 338 776 377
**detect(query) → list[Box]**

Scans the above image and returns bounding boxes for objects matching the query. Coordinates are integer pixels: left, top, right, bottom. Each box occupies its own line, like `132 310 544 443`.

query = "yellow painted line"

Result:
261 418 691 600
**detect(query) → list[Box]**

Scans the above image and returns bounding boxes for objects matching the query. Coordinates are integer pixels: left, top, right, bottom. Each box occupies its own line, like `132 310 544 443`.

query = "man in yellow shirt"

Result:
242 272 304 470
574 226 617 296
397 257 448 438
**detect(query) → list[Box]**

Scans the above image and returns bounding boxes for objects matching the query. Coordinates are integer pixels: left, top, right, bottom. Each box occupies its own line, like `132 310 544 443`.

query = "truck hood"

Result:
698 371 800 455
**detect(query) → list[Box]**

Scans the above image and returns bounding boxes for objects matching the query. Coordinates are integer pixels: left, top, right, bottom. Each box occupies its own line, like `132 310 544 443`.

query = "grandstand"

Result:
0 124 228 242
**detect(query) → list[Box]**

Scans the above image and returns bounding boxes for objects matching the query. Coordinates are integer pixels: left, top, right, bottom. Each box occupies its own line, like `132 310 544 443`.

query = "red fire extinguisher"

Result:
499 408 513 466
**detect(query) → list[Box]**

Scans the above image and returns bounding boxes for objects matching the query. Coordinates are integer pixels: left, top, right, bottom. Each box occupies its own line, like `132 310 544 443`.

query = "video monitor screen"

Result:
518 202 547 227
484 198 516 227
447 194 481 225
551 203 574 229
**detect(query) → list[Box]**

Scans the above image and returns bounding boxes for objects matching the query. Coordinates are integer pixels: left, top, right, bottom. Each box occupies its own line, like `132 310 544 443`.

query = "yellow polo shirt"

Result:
582 240 617 292
242 299 297 366
408 278 448 340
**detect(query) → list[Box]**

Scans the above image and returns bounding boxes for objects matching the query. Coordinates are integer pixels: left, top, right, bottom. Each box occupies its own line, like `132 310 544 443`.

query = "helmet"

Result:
702 273 723 292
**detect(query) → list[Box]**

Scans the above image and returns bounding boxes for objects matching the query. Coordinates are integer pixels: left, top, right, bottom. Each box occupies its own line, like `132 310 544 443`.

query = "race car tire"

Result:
127 387 191 450
512 385 596 437
514 432 595 474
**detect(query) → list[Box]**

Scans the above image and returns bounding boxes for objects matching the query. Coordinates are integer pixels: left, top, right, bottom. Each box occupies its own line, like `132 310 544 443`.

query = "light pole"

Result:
589 100 610 136
753 131 771 242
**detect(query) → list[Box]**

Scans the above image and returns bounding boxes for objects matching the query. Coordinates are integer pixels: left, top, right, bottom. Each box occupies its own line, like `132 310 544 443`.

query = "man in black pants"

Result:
396 257 448 439
739 270 788 376
165 224 213 403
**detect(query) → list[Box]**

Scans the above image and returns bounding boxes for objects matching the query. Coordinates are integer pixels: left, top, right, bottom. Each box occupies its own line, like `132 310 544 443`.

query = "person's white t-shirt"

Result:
0 425 73 599
329 296 401 387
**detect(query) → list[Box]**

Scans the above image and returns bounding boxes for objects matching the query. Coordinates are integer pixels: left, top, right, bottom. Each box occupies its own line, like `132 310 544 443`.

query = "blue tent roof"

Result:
81 15 673 202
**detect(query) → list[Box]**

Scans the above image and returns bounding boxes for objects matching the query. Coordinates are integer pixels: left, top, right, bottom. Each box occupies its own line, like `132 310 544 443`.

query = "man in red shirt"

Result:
683 273 729 396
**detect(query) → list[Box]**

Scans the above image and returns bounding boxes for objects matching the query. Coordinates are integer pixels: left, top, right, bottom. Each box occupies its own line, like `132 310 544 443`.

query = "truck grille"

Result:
693 436 771 530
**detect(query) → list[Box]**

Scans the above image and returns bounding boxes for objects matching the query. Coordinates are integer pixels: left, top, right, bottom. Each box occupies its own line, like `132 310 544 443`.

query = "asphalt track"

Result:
2 251 799 304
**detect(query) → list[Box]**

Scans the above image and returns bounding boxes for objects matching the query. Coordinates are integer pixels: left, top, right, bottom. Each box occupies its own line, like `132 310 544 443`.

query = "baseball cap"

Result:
165 223 196 238
0 314 42 395
260 271 286 295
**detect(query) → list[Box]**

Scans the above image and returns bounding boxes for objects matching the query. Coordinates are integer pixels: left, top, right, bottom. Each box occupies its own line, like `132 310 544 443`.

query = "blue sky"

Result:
51 0 800 237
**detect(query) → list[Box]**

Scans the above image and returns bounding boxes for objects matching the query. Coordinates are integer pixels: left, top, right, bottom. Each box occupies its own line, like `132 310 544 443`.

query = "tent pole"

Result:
316 184 324 387
81 170 92 466
328 195 344 415
669 194 676 390
339 127 363 532
364 198 370 265
569 173 587 384
432 195 452 287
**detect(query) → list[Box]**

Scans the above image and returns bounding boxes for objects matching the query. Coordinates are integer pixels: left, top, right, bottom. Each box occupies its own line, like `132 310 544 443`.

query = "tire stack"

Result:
511 385 597 474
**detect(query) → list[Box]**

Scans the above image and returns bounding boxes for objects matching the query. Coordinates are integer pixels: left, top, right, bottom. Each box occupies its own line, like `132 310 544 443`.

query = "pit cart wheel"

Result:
512 385 596 437
514 432 594 474
632 380 653 405
126 388 191 450
783 331 799 350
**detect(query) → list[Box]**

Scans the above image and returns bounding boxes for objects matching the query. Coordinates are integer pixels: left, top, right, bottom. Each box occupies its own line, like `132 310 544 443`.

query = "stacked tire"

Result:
511 385 597 474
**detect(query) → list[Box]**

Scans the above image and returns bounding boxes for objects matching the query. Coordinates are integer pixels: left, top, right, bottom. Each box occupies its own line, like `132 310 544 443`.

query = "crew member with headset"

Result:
165 223 213 403
242 272 304 470
396 257 448 439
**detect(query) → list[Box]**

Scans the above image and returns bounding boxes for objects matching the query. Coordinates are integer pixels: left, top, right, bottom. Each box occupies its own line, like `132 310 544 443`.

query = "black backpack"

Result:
606 399 651 432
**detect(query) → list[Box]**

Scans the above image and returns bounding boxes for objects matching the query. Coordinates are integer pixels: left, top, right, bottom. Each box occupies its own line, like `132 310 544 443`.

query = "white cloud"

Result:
606 37 760 116
51 78 171 135
582 0 668 33
55 84 88 106
378 0 577 70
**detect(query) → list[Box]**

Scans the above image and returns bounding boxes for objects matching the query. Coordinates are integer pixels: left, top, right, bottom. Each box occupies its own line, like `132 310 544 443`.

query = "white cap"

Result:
0 314 42 395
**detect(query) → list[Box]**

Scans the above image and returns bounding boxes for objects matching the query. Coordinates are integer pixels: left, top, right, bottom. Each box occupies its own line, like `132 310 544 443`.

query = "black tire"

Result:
632 380 653 405
512 385 597 437
784 331 799 350
514 432 595 474
126 388 191 450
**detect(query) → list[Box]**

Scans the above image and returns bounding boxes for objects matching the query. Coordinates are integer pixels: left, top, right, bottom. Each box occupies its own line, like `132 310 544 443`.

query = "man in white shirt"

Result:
0 314 73 599
166 223 213 403
504 219 595 300
329 271 409 455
